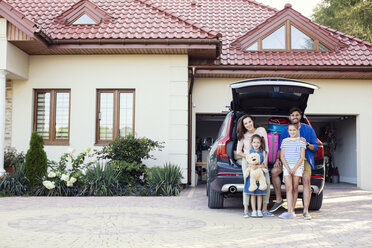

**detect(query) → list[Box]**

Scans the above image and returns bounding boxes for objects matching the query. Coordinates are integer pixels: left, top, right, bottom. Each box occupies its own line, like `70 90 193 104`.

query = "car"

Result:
207 78 325 210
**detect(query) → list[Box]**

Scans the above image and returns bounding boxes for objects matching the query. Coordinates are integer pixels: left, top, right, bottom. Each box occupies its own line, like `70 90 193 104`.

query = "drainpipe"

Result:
188 67 196 185
0 69 8 176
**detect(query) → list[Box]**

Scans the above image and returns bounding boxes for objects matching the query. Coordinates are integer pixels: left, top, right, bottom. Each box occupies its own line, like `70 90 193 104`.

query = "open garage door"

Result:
195 114 225 183
307 115 357 185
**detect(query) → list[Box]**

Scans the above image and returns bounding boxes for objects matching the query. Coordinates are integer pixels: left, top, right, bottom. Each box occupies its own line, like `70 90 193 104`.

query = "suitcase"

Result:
268 123 287 134
268 117 289 124
267 133 279 164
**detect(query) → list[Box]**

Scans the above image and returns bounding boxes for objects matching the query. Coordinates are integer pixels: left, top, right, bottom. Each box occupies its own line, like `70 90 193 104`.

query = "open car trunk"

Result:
229 78 319 115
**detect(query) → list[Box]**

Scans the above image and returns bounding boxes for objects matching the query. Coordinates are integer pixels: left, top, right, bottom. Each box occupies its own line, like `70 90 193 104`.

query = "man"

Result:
269 108 318 220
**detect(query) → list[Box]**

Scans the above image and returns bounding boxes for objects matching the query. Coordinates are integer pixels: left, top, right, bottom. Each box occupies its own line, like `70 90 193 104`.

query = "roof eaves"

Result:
0 0 35 37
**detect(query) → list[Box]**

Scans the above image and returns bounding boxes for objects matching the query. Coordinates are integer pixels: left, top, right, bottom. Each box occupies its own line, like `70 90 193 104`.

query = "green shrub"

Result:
24 132 48 187
81 162 121 196
146 163 183 196
97 135 164 163
0 163 29 196
112 160 147 186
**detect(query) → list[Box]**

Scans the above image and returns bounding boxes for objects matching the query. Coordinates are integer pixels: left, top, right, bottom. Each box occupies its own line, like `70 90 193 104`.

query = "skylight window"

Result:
72 13 97 25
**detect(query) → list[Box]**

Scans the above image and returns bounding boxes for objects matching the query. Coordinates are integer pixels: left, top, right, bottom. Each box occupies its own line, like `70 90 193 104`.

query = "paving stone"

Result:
0 183 371 248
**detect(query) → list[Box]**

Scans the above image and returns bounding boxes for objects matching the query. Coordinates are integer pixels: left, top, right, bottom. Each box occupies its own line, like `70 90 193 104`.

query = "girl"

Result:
243 134 268 218
279 124 306 219
236 115 273 218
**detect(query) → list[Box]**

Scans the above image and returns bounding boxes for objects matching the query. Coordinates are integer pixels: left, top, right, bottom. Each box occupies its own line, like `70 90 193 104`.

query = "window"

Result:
96 89 135 144
72 13 98 25
34 89 71 145
244 21 330 51
262 25 286 50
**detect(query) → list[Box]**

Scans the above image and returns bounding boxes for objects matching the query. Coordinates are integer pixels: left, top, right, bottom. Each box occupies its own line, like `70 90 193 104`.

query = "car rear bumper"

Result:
221 184 321 194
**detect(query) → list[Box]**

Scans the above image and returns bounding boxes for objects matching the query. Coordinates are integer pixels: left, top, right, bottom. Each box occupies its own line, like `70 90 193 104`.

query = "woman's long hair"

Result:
237 115 256 141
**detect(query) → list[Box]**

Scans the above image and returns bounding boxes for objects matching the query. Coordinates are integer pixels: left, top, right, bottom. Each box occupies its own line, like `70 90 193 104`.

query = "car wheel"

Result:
208 186 224 209
309 191 323 210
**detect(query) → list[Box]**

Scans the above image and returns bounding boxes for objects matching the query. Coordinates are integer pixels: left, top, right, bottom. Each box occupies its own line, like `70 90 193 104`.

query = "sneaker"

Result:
257 210 263 218
279 212 295 219
251 210 257 218
242 212 250 218
303 212 312 220
269 200 284 213
262 211 275 217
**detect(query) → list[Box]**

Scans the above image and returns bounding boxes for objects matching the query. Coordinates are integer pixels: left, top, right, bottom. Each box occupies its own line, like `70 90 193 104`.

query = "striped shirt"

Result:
281 138 306 167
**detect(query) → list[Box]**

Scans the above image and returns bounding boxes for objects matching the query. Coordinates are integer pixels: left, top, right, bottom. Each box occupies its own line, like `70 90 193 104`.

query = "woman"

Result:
237 115 273 218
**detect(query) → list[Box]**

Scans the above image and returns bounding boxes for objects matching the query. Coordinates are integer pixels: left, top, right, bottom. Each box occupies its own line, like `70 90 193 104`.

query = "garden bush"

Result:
81 162 121 196
112 160 147 186
0 163 29 196
24 132 47 187
97 135 164 163
146 163 183 196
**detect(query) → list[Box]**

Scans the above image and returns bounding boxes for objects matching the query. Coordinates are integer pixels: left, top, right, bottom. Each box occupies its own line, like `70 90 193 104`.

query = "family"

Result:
237 108 318 220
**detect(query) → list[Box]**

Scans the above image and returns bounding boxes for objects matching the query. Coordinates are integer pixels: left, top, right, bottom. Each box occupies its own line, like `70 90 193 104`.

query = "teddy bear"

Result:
244 153 268 192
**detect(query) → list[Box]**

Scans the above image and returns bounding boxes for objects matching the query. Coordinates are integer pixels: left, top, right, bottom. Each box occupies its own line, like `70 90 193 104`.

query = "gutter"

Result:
187 66 196 185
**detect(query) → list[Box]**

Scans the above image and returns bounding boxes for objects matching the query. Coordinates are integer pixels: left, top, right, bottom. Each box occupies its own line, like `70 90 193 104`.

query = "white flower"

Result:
81 168 88 176
42 180 55 190
69 177 77 184
48 171 56 178
83 147 92 153
66 181 73 187
61 174 69 182
67 148 76 154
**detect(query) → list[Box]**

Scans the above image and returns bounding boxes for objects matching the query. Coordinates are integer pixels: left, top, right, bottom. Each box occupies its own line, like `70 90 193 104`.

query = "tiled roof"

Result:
2 0 372 67
3 0 219 40
153 0 372 67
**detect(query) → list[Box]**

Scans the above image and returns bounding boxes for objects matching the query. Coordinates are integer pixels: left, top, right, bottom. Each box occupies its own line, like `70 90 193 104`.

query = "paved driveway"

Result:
0 183 371 248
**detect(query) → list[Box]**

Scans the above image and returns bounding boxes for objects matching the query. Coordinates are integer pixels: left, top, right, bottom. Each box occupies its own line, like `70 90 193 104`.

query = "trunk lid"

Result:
229 78 319 114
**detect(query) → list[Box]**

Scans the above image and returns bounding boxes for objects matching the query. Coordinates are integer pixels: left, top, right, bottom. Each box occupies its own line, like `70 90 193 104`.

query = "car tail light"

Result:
311 175 323 178
216 117 232 158
315 140 324 160
219 174 239 177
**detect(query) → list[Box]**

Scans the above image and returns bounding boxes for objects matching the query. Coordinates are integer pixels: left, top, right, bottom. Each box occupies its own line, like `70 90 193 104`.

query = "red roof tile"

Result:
3 0 219 40
153 0 372 67
1 0 372 67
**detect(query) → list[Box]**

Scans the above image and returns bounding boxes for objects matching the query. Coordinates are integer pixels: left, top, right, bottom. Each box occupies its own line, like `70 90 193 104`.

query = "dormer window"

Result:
72 13 98 25
55 0 111 26
244 21 330 51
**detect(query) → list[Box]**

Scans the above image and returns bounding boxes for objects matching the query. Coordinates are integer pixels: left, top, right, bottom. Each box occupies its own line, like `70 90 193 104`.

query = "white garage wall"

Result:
11 55 189 183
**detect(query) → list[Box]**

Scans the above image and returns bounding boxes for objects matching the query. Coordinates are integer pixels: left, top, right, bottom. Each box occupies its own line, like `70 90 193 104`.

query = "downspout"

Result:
187 66 196 185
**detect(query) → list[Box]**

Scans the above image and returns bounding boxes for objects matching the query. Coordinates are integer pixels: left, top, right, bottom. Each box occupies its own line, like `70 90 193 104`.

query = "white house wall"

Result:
192 77 372 190
11 55 189 183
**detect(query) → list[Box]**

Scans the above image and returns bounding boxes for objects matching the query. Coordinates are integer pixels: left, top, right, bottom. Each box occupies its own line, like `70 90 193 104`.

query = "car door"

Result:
229 78 319 114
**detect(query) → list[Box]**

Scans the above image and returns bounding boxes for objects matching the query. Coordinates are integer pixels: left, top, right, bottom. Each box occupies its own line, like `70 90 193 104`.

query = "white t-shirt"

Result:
281 137 306 167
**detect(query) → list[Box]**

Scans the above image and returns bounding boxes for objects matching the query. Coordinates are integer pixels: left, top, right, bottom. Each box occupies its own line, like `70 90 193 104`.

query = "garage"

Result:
194 112 357 186
307 115 357 185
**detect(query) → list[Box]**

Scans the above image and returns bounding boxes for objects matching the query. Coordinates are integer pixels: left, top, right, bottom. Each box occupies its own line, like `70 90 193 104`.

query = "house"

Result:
0 0 371 189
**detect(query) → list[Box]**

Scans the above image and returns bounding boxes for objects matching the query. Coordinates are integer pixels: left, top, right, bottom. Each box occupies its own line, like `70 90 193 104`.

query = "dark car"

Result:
207 78 325 209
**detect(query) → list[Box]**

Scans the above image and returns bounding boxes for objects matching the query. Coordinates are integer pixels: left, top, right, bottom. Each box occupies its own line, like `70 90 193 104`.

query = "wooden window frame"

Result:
244 21 331 52
95 89 135 145
33 89 71 146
